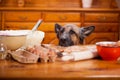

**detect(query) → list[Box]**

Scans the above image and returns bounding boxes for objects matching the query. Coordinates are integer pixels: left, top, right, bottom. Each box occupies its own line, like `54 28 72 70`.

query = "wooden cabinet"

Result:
0 0 120 45
84 12 119 44
2 10 119 44
1 10 120 45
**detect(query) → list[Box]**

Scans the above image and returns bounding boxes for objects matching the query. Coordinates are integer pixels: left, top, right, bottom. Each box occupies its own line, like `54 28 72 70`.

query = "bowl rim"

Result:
0 30 29 36
0 30 45 36
96 41 120 48
96 41 116 45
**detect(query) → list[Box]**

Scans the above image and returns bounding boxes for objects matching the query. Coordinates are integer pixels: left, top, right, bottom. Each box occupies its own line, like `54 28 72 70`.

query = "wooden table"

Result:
0 59 120 80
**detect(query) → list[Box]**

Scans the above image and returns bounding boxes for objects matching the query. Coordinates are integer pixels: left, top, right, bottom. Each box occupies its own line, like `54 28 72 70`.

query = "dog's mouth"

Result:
59 39 74 47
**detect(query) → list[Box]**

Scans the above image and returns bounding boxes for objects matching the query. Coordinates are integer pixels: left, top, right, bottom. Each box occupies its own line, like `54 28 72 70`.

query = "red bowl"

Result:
96 41 120 61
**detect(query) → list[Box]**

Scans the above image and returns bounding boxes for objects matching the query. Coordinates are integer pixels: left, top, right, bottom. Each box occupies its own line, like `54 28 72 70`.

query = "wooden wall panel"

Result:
0 0 117 8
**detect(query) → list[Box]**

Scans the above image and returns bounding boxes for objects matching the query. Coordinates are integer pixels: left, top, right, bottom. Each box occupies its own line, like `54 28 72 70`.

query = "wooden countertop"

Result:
0 7 120 12
0 59 120 80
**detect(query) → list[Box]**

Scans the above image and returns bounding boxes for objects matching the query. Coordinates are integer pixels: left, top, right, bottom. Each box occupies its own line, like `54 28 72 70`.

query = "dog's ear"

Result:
80 26 95 37
79 26 95 44
55 23 63 33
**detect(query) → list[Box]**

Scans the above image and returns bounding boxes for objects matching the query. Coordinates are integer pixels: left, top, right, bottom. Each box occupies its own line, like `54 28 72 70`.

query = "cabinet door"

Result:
85 33 118 44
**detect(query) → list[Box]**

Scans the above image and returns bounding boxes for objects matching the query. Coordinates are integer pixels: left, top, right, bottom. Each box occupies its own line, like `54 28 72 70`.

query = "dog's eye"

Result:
69 30 75 34
60 28 65 33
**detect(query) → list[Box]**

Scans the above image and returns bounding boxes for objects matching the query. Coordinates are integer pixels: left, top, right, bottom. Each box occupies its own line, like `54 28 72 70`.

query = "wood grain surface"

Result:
0 59 120 80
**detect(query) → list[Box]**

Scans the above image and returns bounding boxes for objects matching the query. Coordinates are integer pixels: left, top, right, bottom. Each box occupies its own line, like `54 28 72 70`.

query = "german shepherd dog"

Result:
55 23 95 47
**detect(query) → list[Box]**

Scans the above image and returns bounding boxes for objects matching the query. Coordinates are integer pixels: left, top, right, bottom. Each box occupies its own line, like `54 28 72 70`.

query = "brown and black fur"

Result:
55 23 95 47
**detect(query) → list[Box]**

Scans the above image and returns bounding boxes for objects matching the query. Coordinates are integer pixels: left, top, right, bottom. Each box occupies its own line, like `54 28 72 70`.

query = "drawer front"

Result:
4 22 36 30
85 13 119 22
4 12 41 22
4 22 81 31
84 23 119 32
39 22 81 32
85 33 118 44
43 12 81 22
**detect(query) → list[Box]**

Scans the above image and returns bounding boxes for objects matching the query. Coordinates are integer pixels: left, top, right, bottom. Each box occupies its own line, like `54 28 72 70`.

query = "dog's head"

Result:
55 23 95 47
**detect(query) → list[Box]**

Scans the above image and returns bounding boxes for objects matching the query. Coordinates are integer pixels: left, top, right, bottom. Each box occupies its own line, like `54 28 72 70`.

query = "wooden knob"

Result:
18 16 27 21
59 16 67 20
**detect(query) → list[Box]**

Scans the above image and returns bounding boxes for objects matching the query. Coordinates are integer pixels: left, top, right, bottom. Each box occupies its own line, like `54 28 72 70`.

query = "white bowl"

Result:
0 30 45 50
0 30 29 51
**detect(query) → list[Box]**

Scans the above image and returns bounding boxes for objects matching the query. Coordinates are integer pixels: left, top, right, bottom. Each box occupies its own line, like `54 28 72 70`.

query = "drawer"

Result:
43 12 81 22
39 22 81 32
84 23 119 32
84 13 119 22
4 22 36 30
85 32 118 44
4 22 81 31
4 11 41 22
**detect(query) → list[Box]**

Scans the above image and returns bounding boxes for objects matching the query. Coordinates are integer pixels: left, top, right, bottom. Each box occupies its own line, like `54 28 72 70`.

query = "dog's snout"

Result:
60 38 66 42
